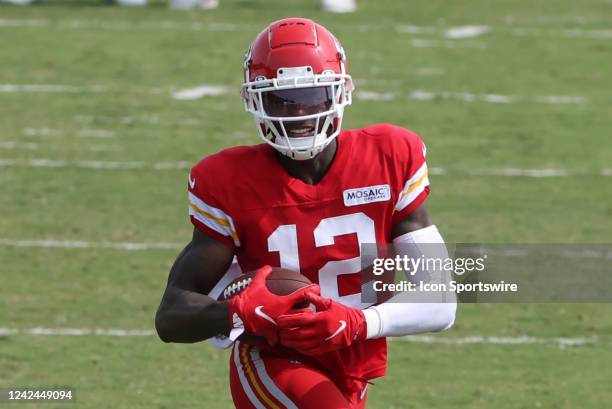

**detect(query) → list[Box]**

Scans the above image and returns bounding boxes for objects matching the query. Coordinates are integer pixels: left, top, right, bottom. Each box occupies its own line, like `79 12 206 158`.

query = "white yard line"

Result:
0 327 155 336
0 239 182 250
507 27 612 38
1 82 588 106
471 168 571 177
535 95 588 104
0 158 192 170
356 90 587 105
5 237 608 261
506 16 608 25
2 18 611 39
0 159 608 177
78 129 115 138
172 85 229 100
356 91 397 101
87 144 120 152
444 26 491 39
0 18 252 31
562 29 612 38
408 90 587 104
0 84 107 93
410 39 488 49
0 18 47 27
3 238 609 261
396 335 598 347
396 25 439 34
2 83 227 98
414 67 446 76
0 141 38 150
400 25 611 40
0 327 603 347
22 127 61 137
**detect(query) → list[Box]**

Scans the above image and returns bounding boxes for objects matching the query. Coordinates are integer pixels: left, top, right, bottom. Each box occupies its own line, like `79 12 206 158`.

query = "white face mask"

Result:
241 67 353 160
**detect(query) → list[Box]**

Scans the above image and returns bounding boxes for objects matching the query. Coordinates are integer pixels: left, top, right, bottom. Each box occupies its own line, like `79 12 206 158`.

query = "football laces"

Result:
223 277 253 299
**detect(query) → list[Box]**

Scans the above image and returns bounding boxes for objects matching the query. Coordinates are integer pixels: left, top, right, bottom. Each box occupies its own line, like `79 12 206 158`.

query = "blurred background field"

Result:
1 0 611 408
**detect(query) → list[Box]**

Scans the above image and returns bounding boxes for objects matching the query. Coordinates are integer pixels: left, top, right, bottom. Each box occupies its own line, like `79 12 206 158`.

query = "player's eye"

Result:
262 87 332 117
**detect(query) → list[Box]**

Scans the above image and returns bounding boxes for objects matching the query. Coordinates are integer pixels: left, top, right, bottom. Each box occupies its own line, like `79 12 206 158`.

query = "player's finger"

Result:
279 326 318 341
248 265 273 292
283 284 320 304
304 290 331 311
287 307 313 315
277 312 315 328
252 265 272 283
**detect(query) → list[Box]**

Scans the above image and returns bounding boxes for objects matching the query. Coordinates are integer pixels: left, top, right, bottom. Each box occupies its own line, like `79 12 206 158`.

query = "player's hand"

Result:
227 265 319 346
277 291 367 355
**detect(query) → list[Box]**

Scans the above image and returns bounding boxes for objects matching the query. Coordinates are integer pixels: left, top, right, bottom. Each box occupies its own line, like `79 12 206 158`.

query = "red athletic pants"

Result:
229 341 368 409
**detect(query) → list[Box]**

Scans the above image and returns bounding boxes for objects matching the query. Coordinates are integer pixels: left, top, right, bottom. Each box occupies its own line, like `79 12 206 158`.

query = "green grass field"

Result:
1 0 611 407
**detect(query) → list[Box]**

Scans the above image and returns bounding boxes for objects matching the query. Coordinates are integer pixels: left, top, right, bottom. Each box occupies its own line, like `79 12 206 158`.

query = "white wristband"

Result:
363 306 383 339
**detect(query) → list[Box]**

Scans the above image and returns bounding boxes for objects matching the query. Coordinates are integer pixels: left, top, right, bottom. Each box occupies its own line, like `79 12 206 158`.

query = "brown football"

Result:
220 267 312 345
219 267 312 309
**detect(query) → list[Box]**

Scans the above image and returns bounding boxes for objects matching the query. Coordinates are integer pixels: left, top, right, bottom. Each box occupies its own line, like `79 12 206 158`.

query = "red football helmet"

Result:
241 18 354 160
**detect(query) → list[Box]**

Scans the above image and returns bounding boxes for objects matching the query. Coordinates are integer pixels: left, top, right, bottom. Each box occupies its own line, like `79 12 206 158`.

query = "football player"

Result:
156 18 456 408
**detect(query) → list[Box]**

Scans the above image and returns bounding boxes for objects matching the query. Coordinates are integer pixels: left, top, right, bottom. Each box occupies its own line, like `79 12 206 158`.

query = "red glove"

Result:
277 290 367 355
227 265 319 346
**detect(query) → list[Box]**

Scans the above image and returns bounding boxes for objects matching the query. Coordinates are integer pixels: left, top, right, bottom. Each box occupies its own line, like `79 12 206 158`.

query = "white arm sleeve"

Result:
363 225 457 339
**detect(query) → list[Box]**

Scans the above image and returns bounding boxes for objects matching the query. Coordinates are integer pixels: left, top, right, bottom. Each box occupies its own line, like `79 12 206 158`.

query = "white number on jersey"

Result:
267 212 375 308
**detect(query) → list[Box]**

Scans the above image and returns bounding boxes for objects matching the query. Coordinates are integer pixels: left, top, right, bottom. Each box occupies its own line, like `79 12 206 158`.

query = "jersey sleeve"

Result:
390 126 430 224
187 158 240 250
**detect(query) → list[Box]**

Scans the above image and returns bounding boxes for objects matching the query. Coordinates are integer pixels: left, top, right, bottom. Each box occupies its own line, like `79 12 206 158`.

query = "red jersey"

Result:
188 124 430 390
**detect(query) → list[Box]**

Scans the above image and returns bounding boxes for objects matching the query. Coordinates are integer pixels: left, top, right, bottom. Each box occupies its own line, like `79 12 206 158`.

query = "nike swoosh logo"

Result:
325 320 347 341
188 174 196 189
254 306 276 325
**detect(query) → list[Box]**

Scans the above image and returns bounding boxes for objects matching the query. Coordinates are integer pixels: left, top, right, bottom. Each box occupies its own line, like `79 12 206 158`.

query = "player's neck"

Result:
276 139 338 185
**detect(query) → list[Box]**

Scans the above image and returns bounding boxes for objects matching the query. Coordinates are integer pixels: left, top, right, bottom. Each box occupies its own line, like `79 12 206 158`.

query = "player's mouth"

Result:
285 121 317 138
287 126 315 137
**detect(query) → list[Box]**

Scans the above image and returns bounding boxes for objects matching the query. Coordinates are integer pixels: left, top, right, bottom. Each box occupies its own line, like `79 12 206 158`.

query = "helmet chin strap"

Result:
283 143 330 161
275 133 327 150
265 108 337 160
272 132 329 160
